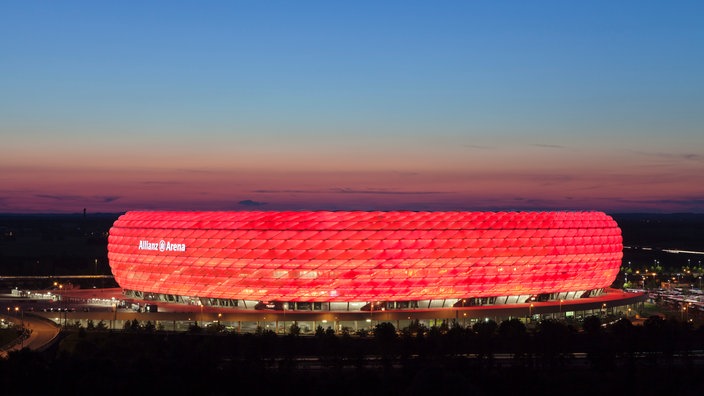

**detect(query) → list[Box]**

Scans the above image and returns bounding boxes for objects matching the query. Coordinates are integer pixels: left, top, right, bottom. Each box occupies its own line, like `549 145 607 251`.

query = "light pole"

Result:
15 306 24 329
15 307 24 349
199 302 204 328
370 302 374 329
529 303 534 322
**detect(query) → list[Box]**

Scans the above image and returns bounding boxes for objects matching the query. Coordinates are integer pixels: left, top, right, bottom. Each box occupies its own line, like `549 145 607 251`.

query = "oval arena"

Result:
98 210 644 330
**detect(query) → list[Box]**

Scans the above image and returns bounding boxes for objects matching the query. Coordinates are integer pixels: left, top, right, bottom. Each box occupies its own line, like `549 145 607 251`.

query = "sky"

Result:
1 1 703 214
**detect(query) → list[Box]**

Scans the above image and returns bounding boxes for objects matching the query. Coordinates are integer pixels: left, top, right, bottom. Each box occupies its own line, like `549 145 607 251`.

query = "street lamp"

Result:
282 303 287 334
370 302 374 329
199 302 204 327
14 306 24 349
14 306 23 328
112 303 117 330
529 303 534 322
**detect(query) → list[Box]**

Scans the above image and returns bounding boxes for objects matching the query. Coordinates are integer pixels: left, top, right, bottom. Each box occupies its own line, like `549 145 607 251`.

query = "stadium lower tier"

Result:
122 287 608 312
48 288 647 333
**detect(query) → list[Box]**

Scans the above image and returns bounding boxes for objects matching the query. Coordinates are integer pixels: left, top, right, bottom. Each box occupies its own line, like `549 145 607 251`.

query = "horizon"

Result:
2 210 704 217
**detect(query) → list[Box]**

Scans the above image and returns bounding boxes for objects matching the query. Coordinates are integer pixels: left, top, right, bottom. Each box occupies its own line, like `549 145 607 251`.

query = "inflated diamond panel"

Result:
107 211 622 302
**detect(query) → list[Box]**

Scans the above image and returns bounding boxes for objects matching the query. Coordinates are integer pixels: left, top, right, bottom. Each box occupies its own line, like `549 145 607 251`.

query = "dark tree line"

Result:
2 315 704 396
0 316 704 395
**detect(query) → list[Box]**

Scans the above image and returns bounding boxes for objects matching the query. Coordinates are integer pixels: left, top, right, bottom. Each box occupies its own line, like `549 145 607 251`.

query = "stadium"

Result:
105 211 645 330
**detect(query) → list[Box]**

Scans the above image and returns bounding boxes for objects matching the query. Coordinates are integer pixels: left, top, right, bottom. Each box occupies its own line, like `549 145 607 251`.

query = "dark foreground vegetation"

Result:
3 315 704 395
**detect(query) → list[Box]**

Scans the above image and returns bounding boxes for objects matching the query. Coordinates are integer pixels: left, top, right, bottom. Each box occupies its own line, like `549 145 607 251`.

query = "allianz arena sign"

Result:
138 240 187 252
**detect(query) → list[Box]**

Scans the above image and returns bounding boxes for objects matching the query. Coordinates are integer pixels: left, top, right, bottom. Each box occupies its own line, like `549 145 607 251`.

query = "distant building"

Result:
108 211 635 316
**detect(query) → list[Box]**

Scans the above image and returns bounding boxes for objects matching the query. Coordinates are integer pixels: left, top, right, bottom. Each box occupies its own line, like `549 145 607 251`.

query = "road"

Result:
0 313 60 358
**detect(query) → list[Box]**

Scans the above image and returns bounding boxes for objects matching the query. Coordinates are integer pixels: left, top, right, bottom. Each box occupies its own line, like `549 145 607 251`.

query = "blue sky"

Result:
1 1 703 213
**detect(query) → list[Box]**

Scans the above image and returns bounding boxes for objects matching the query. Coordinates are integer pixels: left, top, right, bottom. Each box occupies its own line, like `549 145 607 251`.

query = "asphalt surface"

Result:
0 307 61 358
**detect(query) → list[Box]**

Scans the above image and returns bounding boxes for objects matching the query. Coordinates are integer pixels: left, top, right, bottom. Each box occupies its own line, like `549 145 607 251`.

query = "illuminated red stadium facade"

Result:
107 211 623 312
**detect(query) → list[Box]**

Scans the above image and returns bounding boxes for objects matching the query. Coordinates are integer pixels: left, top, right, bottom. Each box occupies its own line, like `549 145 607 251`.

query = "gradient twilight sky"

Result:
1 1 703 214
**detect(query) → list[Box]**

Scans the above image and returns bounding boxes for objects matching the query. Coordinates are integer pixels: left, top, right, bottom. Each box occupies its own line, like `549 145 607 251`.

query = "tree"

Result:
498 318 529 360
340 326 351 337
499 318 527 338
95 320 107 331
356 328 369 337
123 320 132 331
403 319 427 338
472 319 498 338
472 319 498 365
608 317 636 364
289 321 301 336
535 319 572 368
325 326 336 337
582 315 602 335
438 320 450 334
373 322 397 343
144 320 156 333
315 325 325 337
582 315 612 370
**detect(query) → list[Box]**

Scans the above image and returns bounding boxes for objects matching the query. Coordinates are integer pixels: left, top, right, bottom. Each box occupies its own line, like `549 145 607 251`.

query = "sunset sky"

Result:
2 1 703 214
